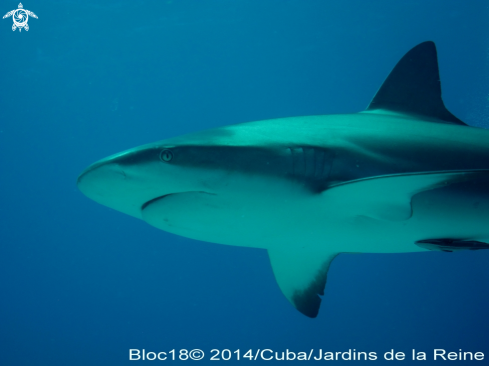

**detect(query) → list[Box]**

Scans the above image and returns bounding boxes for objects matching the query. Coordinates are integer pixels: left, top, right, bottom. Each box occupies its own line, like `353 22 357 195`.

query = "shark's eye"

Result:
160 149 173 162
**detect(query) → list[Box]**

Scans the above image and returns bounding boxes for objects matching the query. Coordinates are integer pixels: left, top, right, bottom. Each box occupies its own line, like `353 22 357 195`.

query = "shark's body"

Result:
78 42 489 317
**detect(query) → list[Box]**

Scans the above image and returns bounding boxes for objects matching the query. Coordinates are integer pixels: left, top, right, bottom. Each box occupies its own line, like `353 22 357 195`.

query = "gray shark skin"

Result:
78 42 489 318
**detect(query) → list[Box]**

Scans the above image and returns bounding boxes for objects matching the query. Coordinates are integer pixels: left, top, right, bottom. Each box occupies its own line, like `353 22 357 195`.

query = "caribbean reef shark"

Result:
78 42 489 317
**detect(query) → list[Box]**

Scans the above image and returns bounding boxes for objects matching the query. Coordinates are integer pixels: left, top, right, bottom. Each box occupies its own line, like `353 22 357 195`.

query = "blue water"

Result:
1 0 488 364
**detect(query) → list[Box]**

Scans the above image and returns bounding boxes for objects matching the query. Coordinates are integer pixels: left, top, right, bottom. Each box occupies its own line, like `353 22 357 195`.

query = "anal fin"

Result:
268 248 339 318
415 238 489 252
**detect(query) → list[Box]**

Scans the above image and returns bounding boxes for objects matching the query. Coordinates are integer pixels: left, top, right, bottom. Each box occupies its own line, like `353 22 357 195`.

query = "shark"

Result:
77 41 489 318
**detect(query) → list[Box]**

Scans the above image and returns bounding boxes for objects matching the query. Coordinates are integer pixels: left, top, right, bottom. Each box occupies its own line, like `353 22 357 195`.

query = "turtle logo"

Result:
3 3 37 32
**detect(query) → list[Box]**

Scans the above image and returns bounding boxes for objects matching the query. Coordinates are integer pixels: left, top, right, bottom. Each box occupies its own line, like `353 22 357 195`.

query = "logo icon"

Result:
3 3 37 32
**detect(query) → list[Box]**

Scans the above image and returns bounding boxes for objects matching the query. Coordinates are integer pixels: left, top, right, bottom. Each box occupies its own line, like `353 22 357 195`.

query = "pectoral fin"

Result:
322 170 489 221
268 248 339 318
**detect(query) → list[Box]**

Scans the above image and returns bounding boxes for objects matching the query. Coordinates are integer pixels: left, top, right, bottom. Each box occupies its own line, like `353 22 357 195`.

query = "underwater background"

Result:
1 0 489 364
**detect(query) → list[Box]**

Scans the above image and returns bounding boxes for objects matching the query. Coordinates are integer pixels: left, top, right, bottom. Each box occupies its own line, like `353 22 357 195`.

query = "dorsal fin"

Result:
366 41 466 126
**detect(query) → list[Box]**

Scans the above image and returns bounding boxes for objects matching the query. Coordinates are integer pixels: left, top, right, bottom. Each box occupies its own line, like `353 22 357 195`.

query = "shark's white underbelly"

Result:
141 177 489 254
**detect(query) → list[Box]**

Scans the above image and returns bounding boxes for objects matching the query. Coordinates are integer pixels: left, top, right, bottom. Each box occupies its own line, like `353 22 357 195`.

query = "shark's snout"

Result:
77 162 126 199
77 145 203 219
77 147 157 218
77 161 142 217
77 147 147 198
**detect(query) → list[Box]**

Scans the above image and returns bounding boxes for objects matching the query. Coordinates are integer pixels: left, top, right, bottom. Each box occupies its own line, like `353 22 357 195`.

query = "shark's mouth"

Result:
141 191 215 211
141 193 176 211
141 191 221 234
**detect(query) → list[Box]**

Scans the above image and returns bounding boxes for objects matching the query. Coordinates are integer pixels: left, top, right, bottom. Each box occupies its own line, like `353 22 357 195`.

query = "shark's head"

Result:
77 121 325 246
